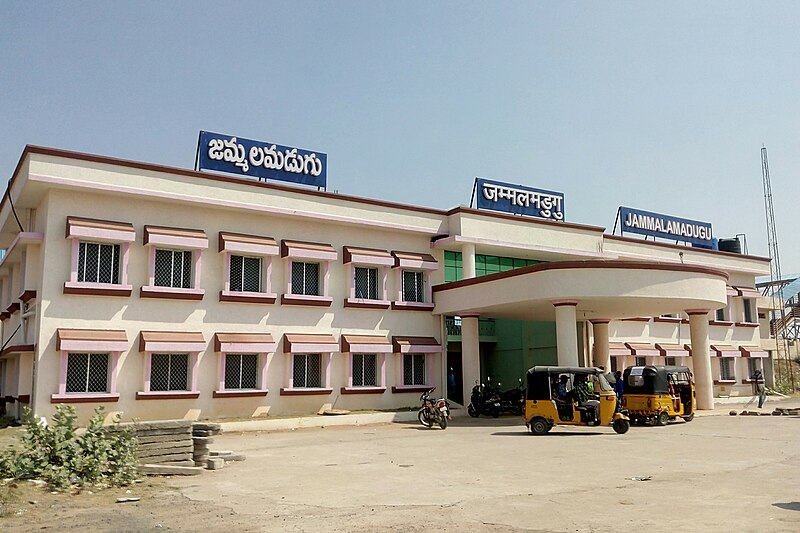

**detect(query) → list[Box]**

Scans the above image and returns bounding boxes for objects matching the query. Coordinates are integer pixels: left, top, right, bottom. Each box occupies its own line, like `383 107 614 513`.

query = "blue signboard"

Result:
475 178 564 221
619 207 712 246
197 131 326 188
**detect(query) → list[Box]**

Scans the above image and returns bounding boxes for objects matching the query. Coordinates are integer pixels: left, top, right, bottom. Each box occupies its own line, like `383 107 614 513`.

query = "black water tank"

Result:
718 238 742 254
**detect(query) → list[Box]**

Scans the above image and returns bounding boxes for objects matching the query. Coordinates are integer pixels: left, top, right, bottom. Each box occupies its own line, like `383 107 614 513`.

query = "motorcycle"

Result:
497 378 525 416
467 380 502 418
418 388 451 429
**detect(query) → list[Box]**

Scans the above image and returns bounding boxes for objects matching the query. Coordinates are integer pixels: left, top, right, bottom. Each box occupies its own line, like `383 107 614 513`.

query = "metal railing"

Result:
445 317 496 338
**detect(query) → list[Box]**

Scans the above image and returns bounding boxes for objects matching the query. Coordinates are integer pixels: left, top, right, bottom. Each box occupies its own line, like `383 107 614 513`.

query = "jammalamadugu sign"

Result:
475 177 564 221
197 131 327 188
620 206 712 246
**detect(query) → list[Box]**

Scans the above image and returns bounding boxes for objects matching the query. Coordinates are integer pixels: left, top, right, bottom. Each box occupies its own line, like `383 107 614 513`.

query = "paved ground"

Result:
168 402 800 532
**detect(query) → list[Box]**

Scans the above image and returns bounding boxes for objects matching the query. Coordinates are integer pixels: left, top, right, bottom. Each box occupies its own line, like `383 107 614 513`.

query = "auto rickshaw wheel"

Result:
657 411 669 426
612 419 630 434
529 417 549 435
682 413 694 422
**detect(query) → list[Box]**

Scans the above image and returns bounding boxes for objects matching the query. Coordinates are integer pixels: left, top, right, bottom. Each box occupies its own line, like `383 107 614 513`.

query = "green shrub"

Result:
0 405 138 489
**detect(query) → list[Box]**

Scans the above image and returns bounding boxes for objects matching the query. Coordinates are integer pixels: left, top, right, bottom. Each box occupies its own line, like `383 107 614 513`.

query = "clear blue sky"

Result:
2 2 798 275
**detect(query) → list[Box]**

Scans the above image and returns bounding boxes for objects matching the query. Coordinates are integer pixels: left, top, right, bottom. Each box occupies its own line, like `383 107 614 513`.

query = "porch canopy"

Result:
432 260 728 322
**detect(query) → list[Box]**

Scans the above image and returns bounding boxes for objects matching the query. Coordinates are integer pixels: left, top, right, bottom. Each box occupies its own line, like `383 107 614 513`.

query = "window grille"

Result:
66 353 109 393
352 354 378 387
403 353 426 385
225 353 259 389
230 255 262 292
665 357 676 366
150 353 189 391
402 270 425 302
354 267 379 300
291 261 320 296
78 242 120 284
154 249 193 288
720 358 734 380
293 353 322 388
715 308 726 321
634 356 647 366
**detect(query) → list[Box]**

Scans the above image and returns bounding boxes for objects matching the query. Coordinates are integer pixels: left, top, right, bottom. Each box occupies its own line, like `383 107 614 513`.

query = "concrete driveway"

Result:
174 408 800 532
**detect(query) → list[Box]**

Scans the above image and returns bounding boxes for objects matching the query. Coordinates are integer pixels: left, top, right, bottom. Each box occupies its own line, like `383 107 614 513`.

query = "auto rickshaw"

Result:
621 365 695 426
524 366 630 435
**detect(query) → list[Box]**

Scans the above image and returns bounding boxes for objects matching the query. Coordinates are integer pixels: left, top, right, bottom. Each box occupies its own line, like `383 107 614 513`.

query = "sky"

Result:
2 2 799 275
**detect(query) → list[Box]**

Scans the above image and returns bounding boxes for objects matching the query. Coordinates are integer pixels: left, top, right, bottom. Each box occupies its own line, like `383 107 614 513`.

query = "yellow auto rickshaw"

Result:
621 365 695 426
524 366 630 435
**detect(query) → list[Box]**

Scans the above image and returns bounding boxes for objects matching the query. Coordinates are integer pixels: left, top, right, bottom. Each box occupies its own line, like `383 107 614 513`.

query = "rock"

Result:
729 410 738 416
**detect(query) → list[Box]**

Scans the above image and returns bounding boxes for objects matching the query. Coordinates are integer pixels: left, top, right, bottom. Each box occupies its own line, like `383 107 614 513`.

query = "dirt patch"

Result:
0 479 263 532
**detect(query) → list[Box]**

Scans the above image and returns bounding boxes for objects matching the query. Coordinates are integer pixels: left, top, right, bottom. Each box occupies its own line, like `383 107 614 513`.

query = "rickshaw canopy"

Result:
622 365 692 396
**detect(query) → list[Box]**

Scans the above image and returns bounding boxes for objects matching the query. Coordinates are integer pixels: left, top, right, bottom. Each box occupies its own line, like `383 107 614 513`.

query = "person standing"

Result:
752 369 766 408
614 370 624 410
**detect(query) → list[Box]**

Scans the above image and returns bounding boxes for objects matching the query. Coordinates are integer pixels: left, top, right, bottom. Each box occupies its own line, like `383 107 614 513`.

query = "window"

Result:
403 353 426 386
635 356 647 366
142 226 207 300
391 251 437 310
291 262 320 296
230 255 262 292
65 216 135 296
354 267 379 300
78 243 120 284
293 354 322 388
150 353 189 391
720 358 734 381
225 353 259 389
154 249 193 288
65 353 109 393
665 357 677 366
715 307 727 322
402 270 425 303
343 246 392 309
352 353 378 387
747 358 761 379
52 328 125 403
281 240 337 306
743 299 755 323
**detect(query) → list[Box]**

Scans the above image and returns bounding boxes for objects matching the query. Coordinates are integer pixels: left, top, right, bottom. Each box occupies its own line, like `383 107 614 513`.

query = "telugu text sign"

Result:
197 131 327 188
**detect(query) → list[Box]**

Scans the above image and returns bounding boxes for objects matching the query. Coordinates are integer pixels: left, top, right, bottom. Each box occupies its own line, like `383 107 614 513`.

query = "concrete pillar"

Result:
553 301 580 367
461 243 476 280
461 314 481 407
591 320 610 370
688 310 714 410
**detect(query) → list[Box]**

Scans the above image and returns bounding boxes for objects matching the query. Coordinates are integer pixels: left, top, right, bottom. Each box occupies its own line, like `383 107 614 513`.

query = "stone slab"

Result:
139 464 204 476
138 440 195 452
206 457 225 470
137 434 195 445
138 452 194 464
192 436 214 445
192 422 222 432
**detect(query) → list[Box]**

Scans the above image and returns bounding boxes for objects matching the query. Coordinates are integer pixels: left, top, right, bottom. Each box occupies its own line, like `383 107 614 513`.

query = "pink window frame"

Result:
65 239 133 292
284 258 332 303
137 351 201 399
221 252 276 301
283 352 333 393
51 351 121 403
342 352 387 393
346 264 390 306
215 352 270 395
394 352 435 390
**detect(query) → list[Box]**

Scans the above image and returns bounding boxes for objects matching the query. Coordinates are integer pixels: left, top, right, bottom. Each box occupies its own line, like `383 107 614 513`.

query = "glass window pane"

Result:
291 262 306 294
293 354 307 387
225 354 242 389
240 354 258 389
169 354 189 390
154 249 173 287
242 257 262 292
85 243 99 282
230 255 243 292
352 354 364 386
181 251 193 288
66 353 89 393
78 242 87 282
86 353 108 393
